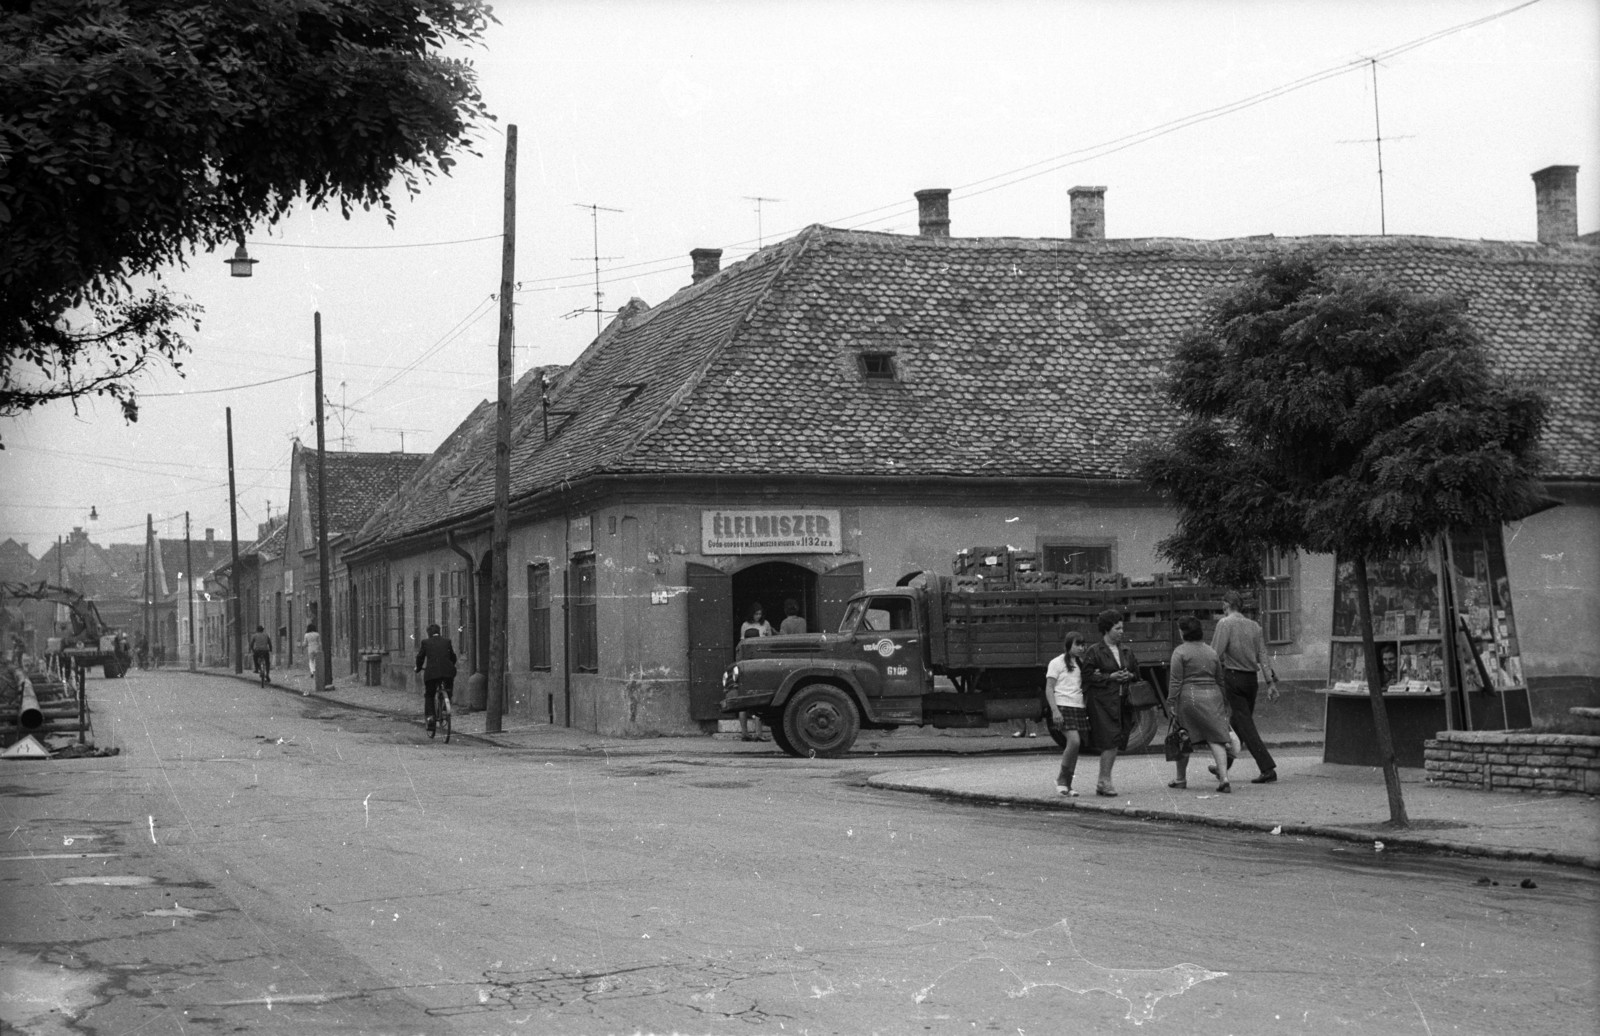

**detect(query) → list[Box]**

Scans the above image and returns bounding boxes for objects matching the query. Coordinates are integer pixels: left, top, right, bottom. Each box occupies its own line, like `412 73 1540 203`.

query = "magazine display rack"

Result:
1322 528 1531 767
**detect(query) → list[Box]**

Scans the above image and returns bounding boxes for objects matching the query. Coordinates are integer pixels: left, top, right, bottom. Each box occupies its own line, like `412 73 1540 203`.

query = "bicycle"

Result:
253 651 270 687
425 680 453 743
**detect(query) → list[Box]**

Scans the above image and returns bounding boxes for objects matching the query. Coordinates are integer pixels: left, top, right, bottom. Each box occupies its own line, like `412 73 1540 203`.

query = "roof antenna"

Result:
743 196 782 248
1337 59 1415 235
566 203 624 338
374 426 427 452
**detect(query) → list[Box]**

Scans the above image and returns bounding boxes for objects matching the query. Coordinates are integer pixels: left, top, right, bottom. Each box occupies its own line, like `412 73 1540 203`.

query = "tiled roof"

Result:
299 447 429 538
350 227 1599 552
240 520 288 562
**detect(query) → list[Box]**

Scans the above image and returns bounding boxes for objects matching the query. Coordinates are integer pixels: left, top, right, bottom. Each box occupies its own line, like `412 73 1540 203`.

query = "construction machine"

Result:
0 581 132 682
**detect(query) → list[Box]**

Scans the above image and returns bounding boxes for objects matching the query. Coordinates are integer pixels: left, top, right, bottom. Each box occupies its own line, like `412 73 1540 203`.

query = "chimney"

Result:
206 528 215 542
1069 186 1106 240
915 189 950 237
690 248 722 283
1532 165 1579 244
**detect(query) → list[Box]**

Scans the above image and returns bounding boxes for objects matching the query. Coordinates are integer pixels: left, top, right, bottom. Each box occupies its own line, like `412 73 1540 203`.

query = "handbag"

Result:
1127 679 1159 708
1163 716 1191 761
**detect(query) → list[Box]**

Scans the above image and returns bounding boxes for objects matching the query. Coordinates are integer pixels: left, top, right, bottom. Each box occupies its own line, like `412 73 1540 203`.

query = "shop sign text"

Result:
702 509 841 555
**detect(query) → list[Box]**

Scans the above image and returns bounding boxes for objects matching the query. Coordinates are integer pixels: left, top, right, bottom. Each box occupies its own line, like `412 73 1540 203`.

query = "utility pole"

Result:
143 514 153 658
185 512 196 672
314 312 335 695
226 407 243 674
488 124 517 734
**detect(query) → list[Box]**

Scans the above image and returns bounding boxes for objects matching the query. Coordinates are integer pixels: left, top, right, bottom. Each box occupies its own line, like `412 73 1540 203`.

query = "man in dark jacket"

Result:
414 623 457 737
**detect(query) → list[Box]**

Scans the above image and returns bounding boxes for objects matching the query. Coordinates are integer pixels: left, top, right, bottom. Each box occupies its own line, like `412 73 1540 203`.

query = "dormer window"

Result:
617 382 648 409
858 352 897 381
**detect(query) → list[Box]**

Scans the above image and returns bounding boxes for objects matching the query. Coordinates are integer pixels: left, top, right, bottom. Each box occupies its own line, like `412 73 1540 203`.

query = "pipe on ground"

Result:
18 676 42 730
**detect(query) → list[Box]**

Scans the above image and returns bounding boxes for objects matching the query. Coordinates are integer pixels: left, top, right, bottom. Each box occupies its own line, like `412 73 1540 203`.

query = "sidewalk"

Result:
867 753 1600 870
203 665 1598 870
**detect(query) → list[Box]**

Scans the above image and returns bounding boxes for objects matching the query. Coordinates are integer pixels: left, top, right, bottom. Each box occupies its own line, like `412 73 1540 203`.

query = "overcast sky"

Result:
3 0 1596 558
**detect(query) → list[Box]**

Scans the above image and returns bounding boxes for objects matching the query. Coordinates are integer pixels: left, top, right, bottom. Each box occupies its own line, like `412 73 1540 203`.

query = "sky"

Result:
2 0 1596 559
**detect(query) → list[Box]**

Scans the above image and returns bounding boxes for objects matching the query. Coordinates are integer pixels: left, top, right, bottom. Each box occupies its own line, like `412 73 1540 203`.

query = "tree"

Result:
0 0 495 439
1137 252 1547 827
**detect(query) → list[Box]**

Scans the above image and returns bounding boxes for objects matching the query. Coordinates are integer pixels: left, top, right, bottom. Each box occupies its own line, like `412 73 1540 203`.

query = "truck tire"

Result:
1125 706 1159 752
767 717 800 757
781 684 860 758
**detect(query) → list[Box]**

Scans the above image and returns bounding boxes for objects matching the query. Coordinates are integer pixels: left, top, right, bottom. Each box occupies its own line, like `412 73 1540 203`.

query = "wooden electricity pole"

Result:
488 124 517 734
314 313 335 696
226 406 243 673
185 512 196 672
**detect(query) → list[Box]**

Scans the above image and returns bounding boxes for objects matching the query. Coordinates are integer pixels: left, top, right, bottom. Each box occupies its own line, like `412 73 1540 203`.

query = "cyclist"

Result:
414 622 457 738
249 625 273 686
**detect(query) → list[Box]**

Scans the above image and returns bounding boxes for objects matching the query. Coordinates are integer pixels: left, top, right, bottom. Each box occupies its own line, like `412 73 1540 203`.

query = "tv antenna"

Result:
374 426 428 452
326 379 366 450
565 202 624 338
1336 59 1415 235
743 196 782 248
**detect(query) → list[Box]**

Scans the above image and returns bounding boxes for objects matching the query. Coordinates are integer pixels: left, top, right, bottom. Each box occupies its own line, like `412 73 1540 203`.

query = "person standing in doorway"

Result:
415 622 457 738
737 604 773 741
778 598 807 635
1211 591 1279 784
1045 631 1090 796
302 623 321 696
1081 609 1140 797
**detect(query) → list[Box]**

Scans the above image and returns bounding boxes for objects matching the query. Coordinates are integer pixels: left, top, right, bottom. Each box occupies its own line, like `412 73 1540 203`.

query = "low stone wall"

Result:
1424 731 1600 795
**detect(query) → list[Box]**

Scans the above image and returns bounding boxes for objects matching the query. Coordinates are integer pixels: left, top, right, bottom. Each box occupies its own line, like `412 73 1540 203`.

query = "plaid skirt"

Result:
1055 704 1092 734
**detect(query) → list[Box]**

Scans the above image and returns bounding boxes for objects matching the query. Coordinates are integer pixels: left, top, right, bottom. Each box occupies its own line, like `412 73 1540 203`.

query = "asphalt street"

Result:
1 669 1595 1035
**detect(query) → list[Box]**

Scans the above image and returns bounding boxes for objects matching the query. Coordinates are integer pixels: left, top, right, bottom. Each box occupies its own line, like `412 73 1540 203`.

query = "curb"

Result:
866 775 1600 872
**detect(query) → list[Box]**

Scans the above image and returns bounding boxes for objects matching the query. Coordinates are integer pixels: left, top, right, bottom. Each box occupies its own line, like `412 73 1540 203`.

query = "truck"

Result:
720 571 1241 758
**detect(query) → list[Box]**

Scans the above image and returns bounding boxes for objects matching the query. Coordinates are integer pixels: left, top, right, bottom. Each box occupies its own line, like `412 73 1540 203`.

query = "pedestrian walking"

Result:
1081 609 1141 797
1045 631 1090 796
1167 616 1241 793
1211 591 1279 783
302 623 321 695
414 622 457 737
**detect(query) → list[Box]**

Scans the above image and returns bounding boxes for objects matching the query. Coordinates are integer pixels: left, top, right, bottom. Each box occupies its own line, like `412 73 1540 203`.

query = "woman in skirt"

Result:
1167 616 1241 792
1045 631 1091 796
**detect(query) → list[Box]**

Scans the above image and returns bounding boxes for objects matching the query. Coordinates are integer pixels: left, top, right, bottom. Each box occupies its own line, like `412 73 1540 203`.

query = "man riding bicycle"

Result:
415 623 457 737
249 625 273 685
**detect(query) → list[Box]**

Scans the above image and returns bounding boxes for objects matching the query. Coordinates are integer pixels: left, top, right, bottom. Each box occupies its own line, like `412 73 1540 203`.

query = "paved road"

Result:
2 670 1594 1035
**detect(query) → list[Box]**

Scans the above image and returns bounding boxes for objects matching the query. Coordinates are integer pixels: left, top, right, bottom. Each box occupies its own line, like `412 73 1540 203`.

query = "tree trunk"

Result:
1353 555 1410 827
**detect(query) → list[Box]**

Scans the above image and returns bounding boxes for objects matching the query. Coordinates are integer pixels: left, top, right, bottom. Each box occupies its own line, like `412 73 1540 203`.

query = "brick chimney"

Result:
1069 186 1106 240
205 528 215 542
1532 165 1579 244
915 189 951 237
690 248 722 283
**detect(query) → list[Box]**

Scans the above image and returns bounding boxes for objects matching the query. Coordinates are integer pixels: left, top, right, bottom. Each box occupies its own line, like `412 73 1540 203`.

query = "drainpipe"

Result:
445 529 478 676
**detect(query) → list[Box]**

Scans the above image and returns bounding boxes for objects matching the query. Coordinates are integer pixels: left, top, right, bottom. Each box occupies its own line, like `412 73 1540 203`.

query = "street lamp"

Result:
226 239 258 277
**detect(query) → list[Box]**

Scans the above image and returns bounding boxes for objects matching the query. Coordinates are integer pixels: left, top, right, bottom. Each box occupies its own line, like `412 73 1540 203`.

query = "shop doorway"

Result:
732 561 819 639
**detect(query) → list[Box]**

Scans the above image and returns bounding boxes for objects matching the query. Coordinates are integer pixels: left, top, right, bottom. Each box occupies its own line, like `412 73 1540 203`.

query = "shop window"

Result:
1263 548 1296 645
528 563 551 670
1041 541 1115 575
570 554 598 673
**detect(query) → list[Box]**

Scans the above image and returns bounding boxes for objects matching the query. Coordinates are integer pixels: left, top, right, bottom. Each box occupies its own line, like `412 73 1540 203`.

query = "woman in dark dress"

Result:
1080 608 1140 797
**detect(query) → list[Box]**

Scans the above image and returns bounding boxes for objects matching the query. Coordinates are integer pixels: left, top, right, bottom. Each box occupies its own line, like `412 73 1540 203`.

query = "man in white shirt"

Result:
1211 592 1278 783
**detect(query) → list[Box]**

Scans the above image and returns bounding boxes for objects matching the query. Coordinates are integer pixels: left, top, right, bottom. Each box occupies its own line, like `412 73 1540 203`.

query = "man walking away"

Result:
415 622 457 738
1211 591 1278 783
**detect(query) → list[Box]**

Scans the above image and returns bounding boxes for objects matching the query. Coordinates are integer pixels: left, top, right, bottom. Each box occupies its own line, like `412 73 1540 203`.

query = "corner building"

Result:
345 185 1599 735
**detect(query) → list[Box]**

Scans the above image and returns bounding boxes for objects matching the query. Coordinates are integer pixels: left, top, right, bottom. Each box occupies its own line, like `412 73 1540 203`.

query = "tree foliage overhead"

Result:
0 0 495 434
1138 251 1549 586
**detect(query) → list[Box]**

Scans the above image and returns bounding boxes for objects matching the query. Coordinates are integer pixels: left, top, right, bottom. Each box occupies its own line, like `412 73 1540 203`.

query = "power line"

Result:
142 369 313 397
244 233 502 251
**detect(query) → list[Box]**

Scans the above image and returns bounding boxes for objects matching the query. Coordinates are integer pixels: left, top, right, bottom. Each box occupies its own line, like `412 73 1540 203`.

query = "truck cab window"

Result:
863 597 913 631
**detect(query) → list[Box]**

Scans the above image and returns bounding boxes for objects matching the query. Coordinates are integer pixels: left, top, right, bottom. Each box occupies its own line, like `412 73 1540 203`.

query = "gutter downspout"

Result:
445 529 479 677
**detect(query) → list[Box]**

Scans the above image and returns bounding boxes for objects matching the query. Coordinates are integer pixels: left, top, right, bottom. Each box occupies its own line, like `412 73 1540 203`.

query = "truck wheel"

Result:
1125 706 1159 753
767 717 800 757
782 684 860 758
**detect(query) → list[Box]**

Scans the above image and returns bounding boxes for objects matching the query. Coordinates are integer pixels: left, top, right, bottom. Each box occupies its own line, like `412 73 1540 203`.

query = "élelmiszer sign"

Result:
702 509 841 555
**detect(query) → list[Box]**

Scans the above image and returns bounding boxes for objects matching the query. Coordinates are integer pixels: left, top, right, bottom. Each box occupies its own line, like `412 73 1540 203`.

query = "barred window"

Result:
570 554 597 673
528 563 551 670
1263 549 1296 645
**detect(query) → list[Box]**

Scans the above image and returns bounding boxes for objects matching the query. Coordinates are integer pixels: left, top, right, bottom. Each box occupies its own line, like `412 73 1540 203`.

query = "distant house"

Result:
346 168 1598 736
277 442 427 677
